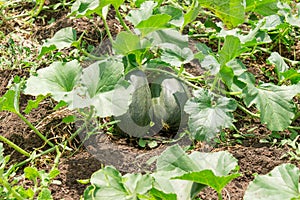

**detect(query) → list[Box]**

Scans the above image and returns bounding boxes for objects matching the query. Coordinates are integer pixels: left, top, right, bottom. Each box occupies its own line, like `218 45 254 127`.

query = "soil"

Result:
0 2 299 200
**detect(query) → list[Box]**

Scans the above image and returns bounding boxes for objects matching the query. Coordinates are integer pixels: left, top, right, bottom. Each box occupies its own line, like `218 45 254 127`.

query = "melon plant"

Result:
116 69 190 137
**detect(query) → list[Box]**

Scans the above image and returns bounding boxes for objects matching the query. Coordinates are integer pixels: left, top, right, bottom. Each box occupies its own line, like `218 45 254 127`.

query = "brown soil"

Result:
0 2 299 200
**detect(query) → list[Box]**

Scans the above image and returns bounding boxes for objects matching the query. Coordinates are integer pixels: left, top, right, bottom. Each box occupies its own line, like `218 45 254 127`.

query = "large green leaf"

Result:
219 35 246 66
146 29 189 49
158 5 184 27
70 0 124 18
153 145 239 199
198 0 245 29
243 83 300 131
24 60 82 102
126 1 157 26
184 88 237 141
174 170 240 195
113 32 142 55
84 166 153 200
189 151 239 176
25 59 130 117
160 43 194 67
135 14 172 37
39 27 77 57
244 164 300 200
200 55 220 75
70 0 100 17
77 60 130 117
245 0 279 16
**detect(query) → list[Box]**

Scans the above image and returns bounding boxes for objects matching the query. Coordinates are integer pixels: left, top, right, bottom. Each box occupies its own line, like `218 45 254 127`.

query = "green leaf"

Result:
244 164 300 200
123 173 152 195
24 60 82 102
158 5 184 27
245 0 279 16
153 145 239 199
113 32 142 55
136 14 172 37
39 27 77 57
0 89 19 114
160 43 194 67
156 144 199 173
226 59 255 92
183 1 201 29
48 168 60 180
184 88 237 141
189 150 239 176
198 0 245 29
243 83 300 131
200 55 220 75
37 188 53 200
24 167 40 180
282 69 300 84
24 95 46 114
147 29 189 49
126 1 157 26
86 166 153 200
219 35 246 66
267 52 289 80
70 0 100 17
75 60 130 117
0 81 24 114
102 0 125 9
173 170 240 194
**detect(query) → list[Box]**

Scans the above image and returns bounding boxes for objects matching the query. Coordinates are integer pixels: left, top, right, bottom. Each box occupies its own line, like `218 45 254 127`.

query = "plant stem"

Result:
0 135 30 157
145 68 201 89
32 0 45 17
115 8 131 32
237 104 260 118
79 47 106 61
10 145 57 174
17 113 54 147
218 192 223 200
100 14 114 44
288 126 300 130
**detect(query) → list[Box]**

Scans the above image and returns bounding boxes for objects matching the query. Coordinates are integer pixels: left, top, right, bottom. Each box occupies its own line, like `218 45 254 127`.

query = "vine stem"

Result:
32 0 45 17
100 14 114 44
288 126 300 130
145 68 201 89
218 192 223 200
115 8 131 32
237 104 260 118
0 135 30 157
17 112 55 147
